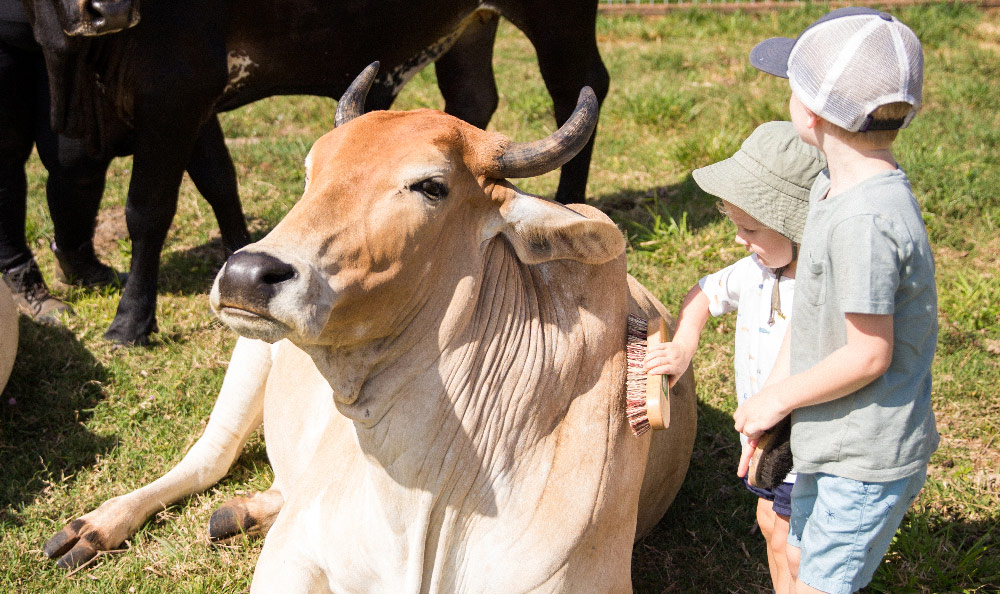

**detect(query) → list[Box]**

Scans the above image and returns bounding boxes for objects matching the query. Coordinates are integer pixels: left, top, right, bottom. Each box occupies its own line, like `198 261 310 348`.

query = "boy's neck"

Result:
816 129 898 198
783 257 797 279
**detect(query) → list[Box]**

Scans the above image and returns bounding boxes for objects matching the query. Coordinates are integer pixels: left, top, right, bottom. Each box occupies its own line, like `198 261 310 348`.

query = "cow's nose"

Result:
217 251 297 311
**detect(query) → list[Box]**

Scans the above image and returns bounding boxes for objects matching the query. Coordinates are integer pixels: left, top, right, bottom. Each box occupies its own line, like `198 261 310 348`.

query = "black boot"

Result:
1 260 72 325
51 242 126 288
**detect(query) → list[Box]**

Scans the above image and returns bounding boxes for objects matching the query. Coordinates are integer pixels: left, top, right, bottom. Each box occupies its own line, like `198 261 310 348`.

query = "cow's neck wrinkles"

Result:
311 238 609 591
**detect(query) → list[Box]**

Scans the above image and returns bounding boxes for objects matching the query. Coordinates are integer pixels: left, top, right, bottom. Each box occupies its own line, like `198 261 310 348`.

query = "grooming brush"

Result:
625 314 670 436
747 414 793 490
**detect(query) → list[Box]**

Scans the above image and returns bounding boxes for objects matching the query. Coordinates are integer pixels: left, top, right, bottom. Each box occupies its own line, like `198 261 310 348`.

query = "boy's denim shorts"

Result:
787 470 926 594
741 476 794 517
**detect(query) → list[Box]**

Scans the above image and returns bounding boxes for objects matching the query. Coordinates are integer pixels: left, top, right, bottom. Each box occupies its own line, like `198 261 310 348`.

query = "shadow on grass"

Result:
0 318 115 524
157 223 276 296
631 399 770 593
157 237 232 296
594 173 725 241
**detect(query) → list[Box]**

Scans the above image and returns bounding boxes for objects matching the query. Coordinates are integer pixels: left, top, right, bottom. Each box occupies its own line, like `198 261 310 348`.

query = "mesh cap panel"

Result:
788 14 923 132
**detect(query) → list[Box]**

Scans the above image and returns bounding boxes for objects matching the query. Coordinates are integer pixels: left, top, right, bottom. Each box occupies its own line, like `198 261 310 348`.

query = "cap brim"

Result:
749 37 795 78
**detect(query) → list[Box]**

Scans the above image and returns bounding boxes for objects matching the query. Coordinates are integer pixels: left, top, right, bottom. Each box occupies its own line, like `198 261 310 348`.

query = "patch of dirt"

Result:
978 12 1000 53
94 205 129 254
934 234 1000 278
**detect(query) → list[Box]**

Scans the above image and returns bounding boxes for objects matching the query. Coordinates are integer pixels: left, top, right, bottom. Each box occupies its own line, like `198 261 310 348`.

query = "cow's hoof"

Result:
51 242 127 288
209 500 256 541
105 315 157 346
43 519 111 570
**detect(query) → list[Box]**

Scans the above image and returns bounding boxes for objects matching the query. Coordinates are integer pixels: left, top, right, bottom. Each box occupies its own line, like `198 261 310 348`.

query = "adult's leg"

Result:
0 21 71 321
0 23 39 272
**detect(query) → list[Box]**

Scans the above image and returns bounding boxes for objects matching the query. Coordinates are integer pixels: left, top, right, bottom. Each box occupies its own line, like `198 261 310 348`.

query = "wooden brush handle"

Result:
646 318 670 430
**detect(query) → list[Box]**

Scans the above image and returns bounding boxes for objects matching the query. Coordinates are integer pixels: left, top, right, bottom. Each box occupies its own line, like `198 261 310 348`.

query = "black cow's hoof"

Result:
104 317 157 346
51 242 127 288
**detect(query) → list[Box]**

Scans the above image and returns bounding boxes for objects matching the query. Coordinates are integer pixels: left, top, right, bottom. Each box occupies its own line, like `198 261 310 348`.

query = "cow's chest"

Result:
262 342 339 492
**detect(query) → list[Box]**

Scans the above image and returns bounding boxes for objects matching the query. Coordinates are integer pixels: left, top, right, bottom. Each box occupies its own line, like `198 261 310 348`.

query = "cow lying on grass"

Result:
44 65 696 592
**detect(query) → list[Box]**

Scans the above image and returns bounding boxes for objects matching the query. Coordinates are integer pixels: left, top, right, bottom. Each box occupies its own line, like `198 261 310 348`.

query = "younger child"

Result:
735 8 939 594
644 121 825 594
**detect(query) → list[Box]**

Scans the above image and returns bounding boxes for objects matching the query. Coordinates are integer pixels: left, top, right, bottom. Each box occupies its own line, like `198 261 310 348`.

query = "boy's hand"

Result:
643 341 692 387
733 386 787 440
737 439 758 478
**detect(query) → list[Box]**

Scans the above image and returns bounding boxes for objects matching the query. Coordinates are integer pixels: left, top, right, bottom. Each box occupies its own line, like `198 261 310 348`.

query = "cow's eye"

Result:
414 178 448 200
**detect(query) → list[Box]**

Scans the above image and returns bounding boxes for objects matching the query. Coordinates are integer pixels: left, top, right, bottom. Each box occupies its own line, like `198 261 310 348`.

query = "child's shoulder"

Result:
837 169 918 214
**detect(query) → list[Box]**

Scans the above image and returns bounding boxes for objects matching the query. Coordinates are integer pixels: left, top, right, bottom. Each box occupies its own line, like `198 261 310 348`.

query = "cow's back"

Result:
626 274 697 539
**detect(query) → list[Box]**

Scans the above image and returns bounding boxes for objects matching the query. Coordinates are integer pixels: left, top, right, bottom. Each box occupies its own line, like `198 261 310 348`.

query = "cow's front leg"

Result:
44 337 273 569
103 109 211 344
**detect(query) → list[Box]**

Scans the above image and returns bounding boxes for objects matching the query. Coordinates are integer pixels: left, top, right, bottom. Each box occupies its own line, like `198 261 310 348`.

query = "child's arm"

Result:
734 329 793 478
644 283 710 387
734 311 893 443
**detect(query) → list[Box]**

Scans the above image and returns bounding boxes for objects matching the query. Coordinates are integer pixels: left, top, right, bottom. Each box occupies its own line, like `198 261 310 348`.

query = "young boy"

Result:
734 8 939 594
644 120 826 594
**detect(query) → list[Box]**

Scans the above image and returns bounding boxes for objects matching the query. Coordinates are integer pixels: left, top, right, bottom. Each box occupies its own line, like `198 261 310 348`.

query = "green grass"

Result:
3 4 999 592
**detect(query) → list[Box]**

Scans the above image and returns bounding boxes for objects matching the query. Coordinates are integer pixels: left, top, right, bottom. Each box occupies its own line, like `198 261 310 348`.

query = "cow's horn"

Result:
335 62 380 127
492 87 598 179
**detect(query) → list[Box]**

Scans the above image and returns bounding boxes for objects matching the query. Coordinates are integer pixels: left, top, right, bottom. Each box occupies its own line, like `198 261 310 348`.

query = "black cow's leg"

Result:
505 4 609 204
185 115 250 254
435 11 500 130
104 112 206 345
103 1 231 345
38 129 123 287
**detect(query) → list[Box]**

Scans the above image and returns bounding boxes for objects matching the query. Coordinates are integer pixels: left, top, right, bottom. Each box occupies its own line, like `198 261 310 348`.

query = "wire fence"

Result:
597 0 999 14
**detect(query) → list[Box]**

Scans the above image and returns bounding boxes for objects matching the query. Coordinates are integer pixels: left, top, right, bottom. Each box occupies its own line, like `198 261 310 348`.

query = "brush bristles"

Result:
625 314 651 436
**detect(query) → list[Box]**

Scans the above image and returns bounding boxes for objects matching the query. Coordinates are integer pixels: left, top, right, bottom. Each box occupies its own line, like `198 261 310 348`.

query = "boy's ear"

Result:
803 105 820 129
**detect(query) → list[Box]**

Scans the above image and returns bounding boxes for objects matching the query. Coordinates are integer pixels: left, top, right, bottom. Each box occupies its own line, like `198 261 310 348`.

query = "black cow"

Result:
1 0 251 324
23 0 610 345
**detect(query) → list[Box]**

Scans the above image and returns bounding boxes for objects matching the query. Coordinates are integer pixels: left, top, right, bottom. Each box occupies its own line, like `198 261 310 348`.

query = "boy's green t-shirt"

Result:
790 168 939 482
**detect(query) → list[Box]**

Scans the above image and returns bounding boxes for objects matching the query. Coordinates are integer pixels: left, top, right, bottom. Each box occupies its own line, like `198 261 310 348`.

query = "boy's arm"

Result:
734 311 894 439
644 283 710 387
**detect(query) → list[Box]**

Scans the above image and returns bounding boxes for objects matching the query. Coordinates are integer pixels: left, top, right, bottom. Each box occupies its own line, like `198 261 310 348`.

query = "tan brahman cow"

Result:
0 281 17 394
43 63 696 592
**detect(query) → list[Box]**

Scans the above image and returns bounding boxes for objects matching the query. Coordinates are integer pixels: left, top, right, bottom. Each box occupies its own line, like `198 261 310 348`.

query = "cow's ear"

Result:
485 183 625 265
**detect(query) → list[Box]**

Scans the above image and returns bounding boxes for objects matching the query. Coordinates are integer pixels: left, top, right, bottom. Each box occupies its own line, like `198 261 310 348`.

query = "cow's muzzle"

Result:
67 0 140 36
215 251 296 315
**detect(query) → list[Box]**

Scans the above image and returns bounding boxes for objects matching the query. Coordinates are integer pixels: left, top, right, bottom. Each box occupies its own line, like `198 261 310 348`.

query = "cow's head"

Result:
210 63 623 354
27 0 141 37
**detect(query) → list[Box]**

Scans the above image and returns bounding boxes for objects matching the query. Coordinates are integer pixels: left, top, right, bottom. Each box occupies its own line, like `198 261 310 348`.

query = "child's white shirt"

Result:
699 253 795 481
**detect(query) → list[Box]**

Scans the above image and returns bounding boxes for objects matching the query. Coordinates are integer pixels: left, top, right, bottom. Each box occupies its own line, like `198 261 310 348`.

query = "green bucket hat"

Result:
692 121 826 244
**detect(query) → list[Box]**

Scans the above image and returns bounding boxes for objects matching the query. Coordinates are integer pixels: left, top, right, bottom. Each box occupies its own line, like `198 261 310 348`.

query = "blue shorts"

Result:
787 470 927 594
742 476 794 517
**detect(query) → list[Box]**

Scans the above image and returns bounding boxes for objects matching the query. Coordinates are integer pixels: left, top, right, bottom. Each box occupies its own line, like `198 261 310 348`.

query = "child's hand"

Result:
643 341 692 385
733 386 787 440
737 438 759 478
